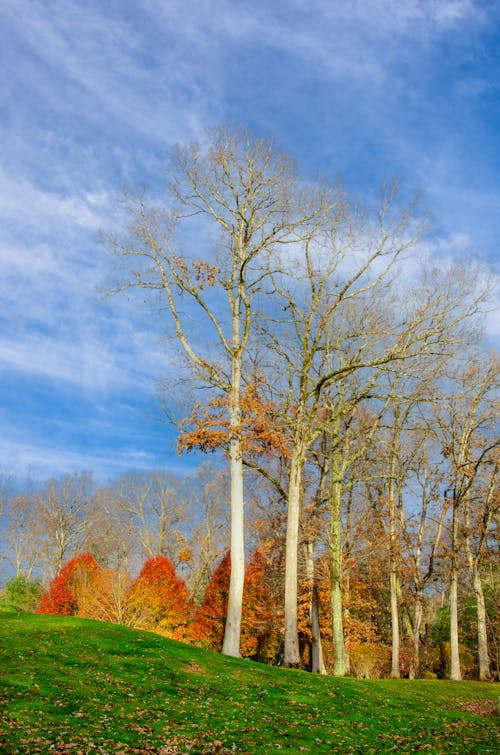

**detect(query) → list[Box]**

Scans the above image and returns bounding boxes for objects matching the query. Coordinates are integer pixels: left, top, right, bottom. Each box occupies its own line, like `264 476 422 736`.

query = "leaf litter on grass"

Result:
1 613 499 754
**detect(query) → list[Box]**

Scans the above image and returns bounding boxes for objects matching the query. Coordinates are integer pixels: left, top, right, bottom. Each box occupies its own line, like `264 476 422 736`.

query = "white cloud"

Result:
0 436 186 483
0 0 497 485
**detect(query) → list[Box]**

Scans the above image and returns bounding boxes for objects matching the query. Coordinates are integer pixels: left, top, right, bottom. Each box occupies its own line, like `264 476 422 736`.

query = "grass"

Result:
0 611 498 754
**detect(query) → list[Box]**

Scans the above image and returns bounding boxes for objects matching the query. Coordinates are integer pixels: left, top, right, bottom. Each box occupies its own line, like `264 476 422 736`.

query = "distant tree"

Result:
180 464 230 604
430 353 499 680
5 493 45 580
0 575 43 613
78 567 132 625
35 472 94 578
112 472 189 566
0 470 13 520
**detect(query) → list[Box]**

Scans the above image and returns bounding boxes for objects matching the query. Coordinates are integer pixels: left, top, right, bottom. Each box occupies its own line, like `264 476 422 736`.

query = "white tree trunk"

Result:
449 505 462 681
390 569 400 678
388 471 400 679
449 568 461 680
473 566 491 681
330 477 347 676
222 443 244 657
304 540 326 674
284 450 304 667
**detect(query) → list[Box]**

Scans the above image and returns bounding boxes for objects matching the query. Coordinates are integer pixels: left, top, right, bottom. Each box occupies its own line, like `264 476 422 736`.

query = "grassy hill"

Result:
0 611 498 754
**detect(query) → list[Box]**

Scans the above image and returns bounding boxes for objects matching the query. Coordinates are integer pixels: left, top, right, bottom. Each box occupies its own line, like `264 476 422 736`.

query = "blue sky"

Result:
1 0 499 483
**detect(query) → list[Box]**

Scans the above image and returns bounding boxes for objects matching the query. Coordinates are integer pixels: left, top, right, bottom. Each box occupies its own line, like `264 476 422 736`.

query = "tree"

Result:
189 549 274 659
396 430 448 677
37 553 100 615
35 472 93 578
4 493 45 580
107 127 334 656
346 263 490 678
113 471 189 566
464 448 499 680
0 575 43 613
430 353 499 680
78 566 132 625
180 464 230 604
263 184 438 669
125 555 192 639
189 550 231 650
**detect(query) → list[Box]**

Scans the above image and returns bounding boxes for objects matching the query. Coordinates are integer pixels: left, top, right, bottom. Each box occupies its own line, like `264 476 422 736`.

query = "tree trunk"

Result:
283 448 304 667
388 474 400 678
449 568 461 680
222 362 245 657
311 586 326 674
304 540 326 674
449 504 462 681
473 565 491 681
330 471 347 676
412 592 424 678
390 569 400 678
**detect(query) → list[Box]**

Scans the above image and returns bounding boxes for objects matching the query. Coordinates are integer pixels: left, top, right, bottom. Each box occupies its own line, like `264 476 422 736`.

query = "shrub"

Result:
0 576 43 613
348 642 391 679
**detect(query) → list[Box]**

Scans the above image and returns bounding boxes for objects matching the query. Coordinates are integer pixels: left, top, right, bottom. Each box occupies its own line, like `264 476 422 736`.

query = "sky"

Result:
1 0 499 485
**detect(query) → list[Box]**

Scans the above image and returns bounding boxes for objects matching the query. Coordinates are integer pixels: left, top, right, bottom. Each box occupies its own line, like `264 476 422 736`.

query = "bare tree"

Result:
106 127 335 656
397 431 448 677
182 464 230 603
430 352 499 680
464 448 499 680
113 471 189 565
5 493 45 579
34 472 93 579
264 183 434 669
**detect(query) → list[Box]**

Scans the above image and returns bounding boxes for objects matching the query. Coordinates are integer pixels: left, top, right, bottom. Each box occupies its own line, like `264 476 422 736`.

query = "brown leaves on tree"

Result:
177 378 290 459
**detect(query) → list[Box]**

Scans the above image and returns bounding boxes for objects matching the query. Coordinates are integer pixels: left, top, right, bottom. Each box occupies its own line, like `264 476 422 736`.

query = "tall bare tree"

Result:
112 471 188 564
35 472 93 579
464 448 499 680
106 127 334 656
264 183 429 668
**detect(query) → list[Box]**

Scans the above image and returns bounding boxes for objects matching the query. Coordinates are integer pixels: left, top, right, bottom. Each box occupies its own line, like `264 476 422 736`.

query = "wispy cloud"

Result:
0 0 498 485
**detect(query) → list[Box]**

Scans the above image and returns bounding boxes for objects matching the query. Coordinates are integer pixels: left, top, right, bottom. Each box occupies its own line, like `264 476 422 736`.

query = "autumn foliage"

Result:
189 549 275 659
37 553 100 616
178 378 290 458
125 555 193 639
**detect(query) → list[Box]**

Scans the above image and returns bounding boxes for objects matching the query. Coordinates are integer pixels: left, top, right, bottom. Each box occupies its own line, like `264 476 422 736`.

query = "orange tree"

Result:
125 555 192 640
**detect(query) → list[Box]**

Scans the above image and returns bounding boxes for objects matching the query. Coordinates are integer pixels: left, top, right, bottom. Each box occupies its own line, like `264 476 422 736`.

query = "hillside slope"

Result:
0 611 498 753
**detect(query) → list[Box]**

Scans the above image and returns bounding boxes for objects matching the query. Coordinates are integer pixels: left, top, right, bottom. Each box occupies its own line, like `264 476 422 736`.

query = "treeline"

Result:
1 413 498 682
0 465 229 603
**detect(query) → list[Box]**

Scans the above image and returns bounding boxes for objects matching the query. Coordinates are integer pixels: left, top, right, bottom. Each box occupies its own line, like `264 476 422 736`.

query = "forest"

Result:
1 128 498 683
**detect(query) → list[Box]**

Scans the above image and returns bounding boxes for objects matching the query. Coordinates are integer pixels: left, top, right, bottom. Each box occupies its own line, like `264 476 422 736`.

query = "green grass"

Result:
0 611 498 753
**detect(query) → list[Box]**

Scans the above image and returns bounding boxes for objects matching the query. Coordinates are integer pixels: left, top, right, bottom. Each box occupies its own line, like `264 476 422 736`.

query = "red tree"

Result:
189 549 274 659
37 553 99 615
